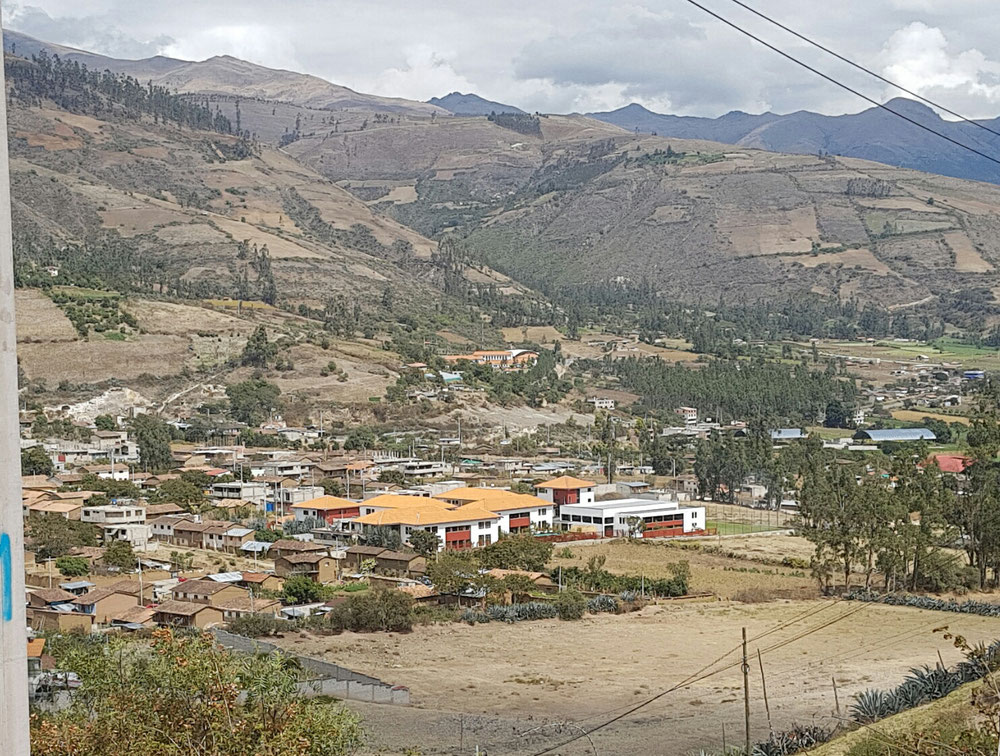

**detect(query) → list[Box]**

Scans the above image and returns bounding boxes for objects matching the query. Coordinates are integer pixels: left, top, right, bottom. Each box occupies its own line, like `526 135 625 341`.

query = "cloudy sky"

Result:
5 0 1000 118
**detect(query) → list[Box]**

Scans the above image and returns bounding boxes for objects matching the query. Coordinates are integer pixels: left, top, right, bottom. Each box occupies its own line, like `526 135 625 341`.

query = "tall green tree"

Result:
131 414 173 472
21 445 54 476
226 379 281 425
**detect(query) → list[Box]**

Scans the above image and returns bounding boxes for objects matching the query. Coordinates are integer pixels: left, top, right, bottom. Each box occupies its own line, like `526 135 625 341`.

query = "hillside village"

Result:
9 17 1000 756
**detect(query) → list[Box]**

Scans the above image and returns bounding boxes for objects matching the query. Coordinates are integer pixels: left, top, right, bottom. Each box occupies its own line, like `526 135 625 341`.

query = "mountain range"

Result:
588 100 1000 185
7 28 1000 332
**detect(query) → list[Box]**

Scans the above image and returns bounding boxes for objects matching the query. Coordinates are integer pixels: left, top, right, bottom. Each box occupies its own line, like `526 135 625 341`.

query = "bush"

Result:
344 588 413 632
554 589 586 621
282 576 335 604
227 614 283 638
55 556 89 577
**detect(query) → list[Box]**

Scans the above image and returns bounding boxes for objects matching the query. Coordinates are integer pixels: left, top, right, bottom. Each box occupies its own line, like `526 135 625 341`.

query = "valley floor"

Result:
275 599 999 755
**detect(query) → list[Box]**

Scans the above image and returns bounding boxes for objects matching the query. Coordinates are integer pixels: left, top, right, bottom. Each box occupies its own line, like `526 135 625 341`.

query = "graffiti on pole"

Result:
0 532 10 621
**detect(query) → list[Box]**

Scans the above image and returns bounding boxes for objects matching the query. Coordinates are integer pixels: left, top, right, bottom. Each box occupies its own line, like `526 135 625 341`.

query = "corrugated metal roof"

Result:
58 581 94 591
770 429 806 440
240 541 273 553
859 428 936 442
206 572 243 583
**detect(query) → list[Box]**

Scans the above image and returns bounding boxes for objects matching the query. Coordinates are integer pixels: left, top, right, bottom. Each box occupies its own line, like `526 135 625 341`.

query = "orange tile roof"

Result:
355 501 499 527
534 476 597 490
361 494 450 510
290 495 357 511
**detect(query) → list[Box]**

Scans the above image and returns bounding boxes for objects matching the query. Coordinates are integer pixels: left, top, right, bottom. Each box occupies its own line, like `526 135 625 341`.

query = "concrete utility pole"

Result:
0 8 32 752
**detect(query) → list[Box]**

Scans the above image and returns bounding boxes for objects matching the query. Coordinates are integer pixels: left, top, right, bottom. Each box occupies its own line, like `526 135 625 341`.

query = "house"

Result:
170 579 247 607
616 480 652 496
27 638 46 680
169 519 213 548
342 545 387 571
58 580 95 596
211 481 268 505
72 588 138 625
81 504 146 526
290 495 360 525
925 454 972 475
214 596 282 621
26 607 94 633
769 429 806 443
110 605 156 629
102 523 152 550
144 503 186 517
27 588 77 609
149 514 195 541
374 550 426 577
222 526 255 553
77 463 131 481
239 572 284 593
534 476 597 511
273 553 339 582
587 397 616 410
676 407 698 425
558 498 706 538
273 485 326 509
153 600 224 628
269 538 327 558
442 349 538 370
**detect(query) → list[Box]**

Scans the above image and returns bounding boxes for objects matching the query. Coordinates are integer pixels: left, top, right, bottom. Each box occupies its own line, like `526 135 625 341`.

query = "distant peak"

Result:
882 97 938 118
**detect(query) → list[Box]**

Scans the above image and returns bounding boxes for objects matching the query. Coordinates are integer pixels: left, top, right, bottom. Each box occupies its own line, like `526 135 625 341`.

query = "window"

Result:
581 516 592 523
571 515 582 522
478 521 491 529
538 509 547 516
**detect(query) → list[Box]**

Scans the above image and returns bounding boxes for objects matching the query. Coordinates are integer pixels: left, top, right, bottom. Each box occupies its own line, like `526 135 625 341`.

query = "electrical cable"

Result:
679 0 1000 170
725 0 1000 143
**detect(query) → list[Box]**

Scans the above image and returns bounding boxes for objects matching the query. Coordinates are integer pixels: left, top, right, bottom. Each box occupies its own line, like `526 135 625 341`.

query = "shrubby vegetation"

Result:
31 628 362 756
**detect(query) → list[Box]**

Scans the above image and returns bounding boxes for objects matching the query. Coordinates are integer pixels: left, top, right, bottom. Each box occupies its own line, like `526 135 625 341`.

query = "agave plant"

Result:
587 595 620 614
850 689 898 723
511 602 557 621
753 724 833 756
460 608 490 624
846 590 1000 618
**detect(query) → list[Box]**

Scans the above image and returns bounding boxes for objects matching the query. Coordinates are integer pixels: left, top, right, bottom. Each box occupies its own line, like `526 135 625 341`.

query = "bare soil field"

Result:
945 231 994 273
782 247 891 275
892 409 971 426
280 600 1000 756
17 334 191 383
502 325 565 344
129 300 254 337
554 536 813 601
15 289 78 341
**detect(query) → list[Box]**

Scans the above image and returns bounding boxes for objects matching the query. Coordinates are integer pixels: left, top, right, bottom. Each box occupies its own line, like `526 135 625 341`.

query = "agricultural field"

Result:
284 598 1000 756
891 409 970 425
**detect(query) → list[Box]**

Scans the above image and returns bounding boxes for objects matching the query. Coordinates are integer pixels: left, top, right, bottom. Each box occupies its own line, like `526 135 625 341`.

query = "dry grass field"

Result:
14 289 78 342
281 599 1000 756
892 409 971 425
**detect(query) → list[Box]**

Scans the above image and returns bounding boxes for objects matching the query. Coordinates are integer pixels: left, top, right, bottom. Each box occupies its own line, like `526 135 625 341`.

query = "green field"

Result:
707 520 785 535
51 285 119 300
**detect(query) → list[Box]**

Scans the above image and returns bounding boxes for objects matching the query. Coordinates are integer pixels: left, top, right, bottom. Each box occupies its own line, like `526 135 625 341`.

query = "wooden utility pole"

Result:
742 627 751 756
0 6 31 751
758 648 772 736
832 676 841 718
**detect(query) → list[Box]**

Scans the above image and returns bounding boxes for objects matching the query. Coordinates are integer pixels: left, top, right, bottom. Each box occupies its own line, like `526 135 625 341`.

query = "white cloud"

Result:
880 22 1000 117
365 45 477 103
162 24 302 70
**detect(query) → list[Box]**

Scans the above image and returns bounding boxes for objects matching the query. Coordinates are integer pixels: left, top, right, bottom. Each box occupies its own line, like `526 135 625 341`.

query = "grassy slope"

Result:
808 682 980 755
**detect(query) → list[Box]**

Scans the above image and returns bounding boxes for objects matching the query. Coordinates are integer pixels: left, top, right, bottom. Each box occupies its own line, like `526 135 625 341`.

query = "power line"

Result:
529 603 866 755
679 0 1000 170
725 0 1000 143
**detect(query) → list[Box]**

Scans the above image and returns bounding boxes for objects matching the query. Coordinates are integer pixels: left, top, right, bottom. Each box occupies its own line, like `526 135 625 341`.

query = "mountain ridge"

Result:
428 91 525 116
588 98 1000 184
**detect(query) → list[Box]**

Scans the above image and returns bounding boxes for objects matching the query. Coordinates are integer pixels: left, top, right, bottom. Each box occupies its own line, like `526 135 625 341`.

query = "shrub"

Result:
55 555 89 577
345 588 413 632
554 589 586 621
587 595 619 614
227 614 283 638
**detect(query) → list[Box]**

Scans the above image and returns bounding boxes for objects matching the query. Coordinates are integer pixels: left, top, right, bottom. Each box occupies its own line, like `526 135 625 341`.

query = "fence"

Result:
212 629 409 705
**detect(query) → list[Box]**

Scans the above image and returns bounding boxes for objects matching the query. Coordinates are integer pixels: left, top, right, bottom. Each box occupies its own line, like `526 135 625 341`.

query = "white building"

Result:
676 407 698 426
587 397 616 410
81 504 146 526
211 481 268 505
558 498 706 538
